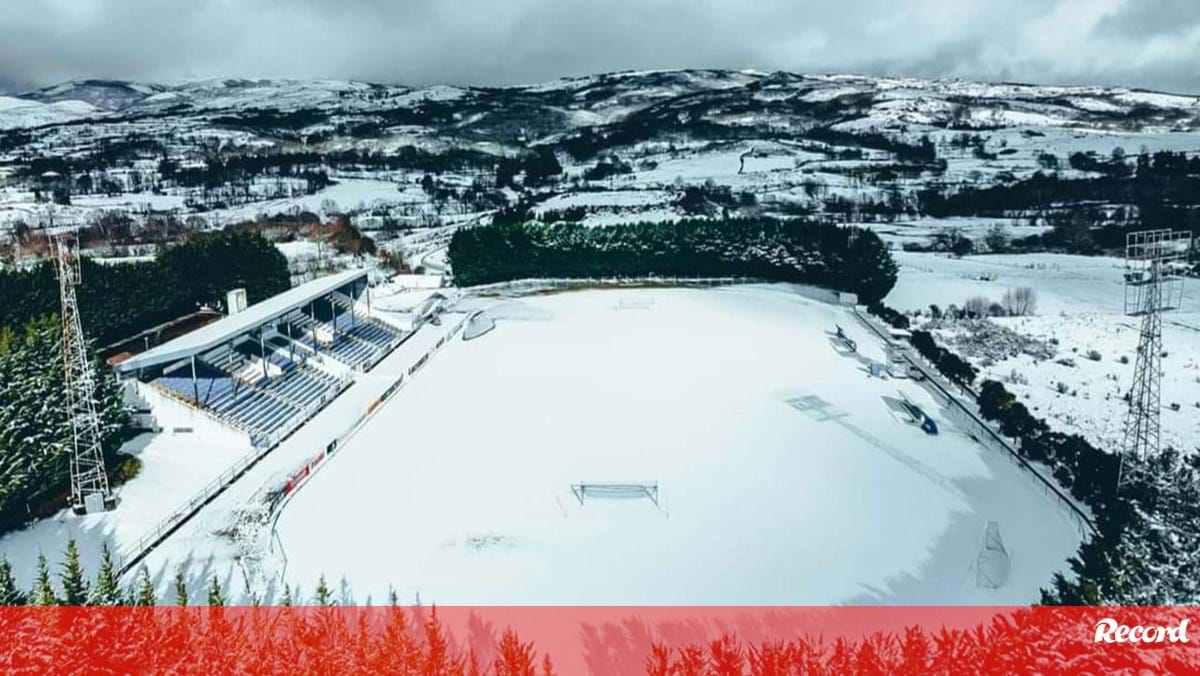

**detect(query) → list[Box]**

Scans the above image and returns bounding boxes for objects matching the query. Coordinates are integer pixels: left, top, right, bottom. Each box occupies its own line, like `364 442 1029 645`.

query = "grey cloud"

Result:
1094 0 1200 39
0 0 1197 93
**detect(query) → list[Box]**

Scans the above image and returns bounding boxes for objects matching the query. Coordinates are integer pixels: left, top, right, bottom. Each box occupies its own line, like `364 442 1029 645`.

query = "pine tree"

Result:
207 576 224 607
59 538 88 605
0 556 25 605
134 567 155 606
31 554 57 606
314 574 334 606
90 543 120 605
174 571 188 606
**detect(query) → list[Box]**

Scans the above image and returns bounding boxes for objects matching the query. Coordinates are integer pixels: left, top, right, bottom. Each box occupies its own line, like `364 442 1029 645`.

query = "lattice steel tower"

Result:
53 236 114 513
1117 229 1192 489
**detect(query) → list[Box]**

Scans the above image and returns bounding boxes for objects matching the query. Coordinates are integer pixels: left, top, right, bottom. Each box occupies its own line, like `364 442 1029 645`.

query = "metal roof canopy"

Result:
115 269 367 375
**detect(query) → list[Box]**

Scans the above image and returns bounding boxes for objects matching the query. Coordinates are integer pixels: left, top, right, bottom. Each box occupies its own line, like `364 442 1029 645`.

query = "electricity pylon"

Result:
52 235 114 513
1117 229 1192 490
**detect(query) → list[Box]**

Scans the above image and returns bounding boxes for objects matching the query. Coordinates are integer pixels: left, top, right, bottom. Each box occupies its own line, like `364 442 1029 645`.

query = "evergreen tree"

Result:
59 538 88 605
90 543 121 605
314 574 334 606
31 554 57 606
134 566 155 606
446 218 899 303
173 571 188 606
0 316 126 530
207 576 224 607
0 556 25 605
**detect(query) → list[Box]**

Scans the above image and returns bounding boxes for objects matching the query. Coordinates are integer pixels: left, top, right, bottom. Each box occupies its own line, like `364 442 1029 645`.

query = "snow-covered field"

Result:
0 314 463 601
271 285 1081 604
886 252 1200 453
0 395 252 578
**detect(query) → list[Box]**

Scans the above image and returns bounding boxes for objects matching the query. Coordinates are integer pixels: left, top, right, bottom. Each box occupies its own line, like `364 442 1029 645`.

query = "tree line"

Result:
0 540 1181 673
871 302 1200 604
0 231 289 528
918 150 1200 248
448 218 899 303
976 378 1200 605
0 230 290 347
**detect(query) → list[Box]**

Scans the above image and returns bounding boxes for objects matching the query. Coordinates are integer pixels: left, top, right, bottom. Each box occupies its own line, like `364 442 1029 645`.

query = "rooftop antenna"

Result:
48 210 115 514
1117 229 1192 490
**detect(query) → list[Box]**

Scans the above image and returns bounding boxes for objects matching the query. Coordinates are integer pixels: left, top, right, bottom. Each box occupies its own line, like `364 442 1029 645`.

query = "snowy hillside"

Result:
886 252 1200 456
0 69 1198 236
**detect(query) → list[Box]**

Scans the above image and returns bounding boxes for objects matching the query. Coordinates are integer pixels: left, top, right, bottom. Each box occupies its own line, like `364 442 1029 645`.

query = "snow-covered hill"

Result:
0 69 1197 238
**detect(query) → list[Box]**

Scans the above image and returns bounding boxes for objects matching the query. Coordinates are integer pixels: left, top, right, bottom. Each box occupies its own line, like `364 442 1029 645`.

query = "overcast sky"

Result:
1 0 1198 93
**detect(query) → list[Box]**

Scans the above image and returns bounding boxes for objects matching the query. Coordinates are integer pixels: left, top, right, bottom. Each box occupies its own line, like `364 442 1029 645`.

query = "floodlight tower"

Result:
1117 229 1192 490
52 234 114 514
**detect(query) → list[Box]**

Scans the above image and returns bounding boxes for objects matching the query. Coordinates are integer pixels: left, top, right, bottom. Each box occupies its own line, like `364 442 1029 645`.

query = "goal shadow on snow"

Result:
783 393 1049 606
843 462 1072 606
783 394 961 499
824 331 885 378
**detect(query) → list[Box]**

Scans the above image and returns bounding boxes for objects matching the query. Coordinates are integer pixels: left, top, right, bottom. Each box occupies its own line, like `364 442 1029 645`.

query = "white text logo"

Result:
1094 618 1190 644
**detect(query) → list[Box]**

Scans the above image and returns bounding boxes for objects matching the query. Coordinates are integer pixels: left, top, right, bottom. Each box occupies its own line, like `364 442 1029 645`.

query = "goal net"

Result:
571 482 659 506
975 520 1011 589
462 311 496 341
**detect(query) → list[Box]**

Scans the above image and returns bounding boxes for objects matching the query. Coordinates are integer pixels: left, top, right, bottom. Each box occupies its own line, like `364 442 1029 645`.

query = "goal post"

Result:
571 482 659 506
613 297 655 311
975 520 1011 589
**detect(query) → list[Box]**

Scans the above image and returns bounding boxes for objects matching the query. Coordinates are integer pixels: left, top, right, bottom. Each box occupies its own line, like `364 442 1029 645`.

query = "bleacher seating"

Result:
151 334 343 447
148 307 403 446
285 311 403 370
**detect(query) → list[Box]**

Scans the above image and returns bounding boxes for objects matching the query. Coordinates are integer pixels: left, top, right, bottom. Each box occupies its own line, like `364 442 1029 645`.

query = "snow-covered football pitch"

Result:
270 284 1082 604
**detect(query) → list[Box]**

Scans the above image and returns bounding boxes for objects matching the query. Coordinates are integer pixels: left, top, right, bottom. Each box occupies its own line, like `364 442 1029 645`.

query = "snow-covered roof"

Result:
115 269 366 374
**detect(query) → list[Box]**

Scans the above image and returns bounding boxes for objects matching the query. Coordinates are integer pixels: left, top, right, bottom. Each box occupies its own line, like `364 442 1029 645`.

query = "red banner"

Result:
1 605 1197 674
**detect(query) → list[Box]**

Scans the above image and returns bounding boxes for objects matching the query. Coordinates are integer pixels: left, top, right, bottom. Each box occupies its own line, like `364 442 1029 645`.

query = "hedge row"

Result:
868 302 1197 605
447 219 899 303
908 330 978 388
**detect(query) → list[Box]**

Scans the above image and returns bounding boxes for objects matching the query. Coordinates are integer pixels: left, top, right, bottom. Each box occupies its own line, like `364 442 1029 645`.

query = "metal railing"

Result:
115 313 470 578
850 306 1098 537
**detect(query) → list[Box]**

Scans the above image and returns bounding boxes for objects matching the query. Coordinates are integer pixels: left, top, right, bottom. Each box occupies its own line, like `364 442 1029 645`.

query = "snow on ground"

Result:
886 252 1200 453
206 178 404 224
0 314 460 601
122 317 463 603
0 389 252 585
275 240 322 259
0 96 99 130
978 314 1200 453
886 252 1129 315
272 285 1081 605
862 217 1051 248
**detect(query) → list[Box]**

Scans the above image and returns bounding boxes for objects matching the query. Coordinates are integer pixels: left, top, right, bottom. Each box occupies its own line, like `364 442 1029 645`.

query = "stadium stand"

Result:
116 270 407 447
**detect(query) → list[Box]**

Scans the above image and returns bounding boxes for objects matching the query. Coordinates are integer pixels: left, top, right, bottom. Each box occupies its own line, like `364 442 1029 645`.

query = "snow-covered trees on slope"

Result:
0 230 290 346
448 219 899 303
0 317 126 529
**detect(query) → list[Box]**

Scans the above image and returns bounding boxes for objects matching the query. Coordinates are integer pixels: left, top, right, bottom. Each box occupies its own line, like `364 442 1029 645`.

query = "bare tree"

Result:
963 296 991 318
1002 287 1038 316
984 223 1009 253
